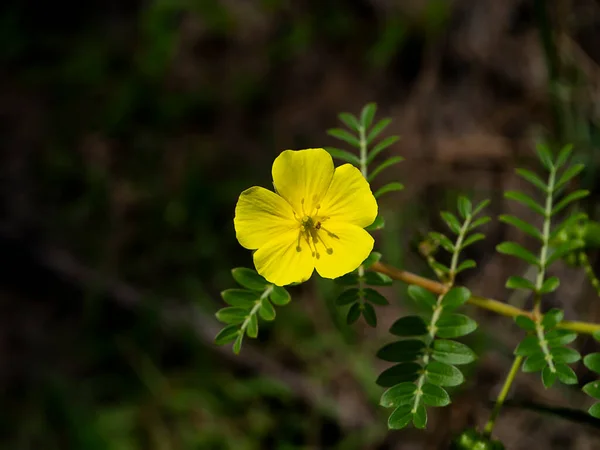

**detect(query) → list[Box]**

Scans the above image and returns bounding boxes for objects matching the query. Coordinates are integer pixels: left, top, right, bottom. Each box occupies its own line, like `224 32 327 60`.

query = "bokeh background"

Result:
2 0 600 448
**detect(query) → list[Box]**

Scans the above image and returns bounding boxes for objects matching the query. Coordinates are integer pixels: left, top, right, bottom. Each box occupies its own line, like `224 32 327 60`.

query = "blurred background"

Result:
2 0 600 448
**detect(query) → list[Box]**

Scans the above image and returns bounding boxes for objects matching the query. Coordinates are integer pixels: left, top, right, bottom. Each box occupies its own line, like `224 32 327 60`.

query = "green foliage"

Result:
214 268 291 353
499 144 587 388
583 354 600 418
327 103 405 326
377 196 487 429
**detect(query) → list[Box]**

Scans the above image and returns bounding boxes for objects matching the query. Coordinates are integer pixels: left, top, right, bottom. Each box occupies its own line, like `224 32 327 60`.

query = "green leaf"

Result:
555 144 573 168
461 233 485 249
360 102 377 129
552 190 589 215
546 241 583 266
367 135 400 163
555 363 578 385
504 191 545 216
390 315 428 336
506 276 536 291
377 340 427 362
425 361 464 387
432 340 477 365
347 302 361 325
324 147 360 165
232 268 268 291
540 276 560 294
550 347 581 364
522 354 546 373
368 156 404 182
594 331 600 343
496 242 540 267
327 128 361 147
233 334 244 354
412 404 427 429
545 329 577 346
221 289 258 307
515 336 541 356
363 302 377 327
270 286 291 305
499 215 543 241
380 382 417 408
338 112 360 131
436 313 478 338
542 365 557 388
555 164 584 191
441 211 462 234
441 287 471 310
365 215 385 231
214 325 240 345
362 251 382 269
363 287 389 305
407 285 438 309
336 288 360 306
584 353 600 373
550 212 588 241
457 196 473 219
216 307 248 325
583 380 600 399
516 168 547 192
364 271 393 286
376 363 421 387
429 231 455 253
430 261 450 275
421 383 450 407
472 199 491 217
515 315 536 331
541 308 564 329
469 216 491 231
456 259 477 273
387 404 413 429
335 273 360 285
259 298 276 321
246 314 259 338
366 118 392 146
535 143 554 170
374 182 404 199
589 403 600 419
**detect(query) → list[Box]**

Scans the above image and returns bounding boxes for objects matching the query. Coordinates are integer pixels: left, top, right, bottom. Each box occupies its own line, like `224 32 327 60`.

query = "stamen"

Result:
320 225 339 239
301 198 306 216
296 229 303 252
315 230 334 255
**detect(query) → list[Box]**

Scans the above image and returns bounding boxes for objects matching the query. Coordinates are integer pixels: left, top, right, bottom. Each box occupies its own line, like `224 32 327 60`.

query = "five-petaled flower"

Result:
234 148 378 286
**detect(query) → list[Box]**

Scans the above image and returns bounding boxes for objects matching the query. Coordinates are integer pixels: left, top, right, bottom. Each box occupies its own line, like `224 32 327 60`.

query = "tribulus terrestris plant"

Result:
214 103 600 448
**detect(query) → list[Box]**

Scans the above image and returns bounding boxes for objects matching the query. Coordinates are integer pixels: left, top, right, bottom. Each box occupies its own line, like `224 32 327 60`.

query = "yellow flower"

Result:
234 148 378 286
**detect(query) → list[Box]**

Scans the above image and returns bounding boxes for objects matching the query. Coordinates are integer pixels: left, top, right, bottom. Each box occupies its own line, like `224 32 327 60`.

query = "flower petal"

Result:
272 148 334 216
234 186 297 250
319 164 378 228
253 230 315 286
314 222 374 279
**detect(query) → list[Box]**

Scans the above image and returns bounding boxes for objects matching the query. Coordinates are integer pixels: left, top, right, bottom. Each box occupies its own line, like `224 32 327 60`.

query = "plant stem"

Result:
370 260 600 335
483 355 524 437
359 125 368 178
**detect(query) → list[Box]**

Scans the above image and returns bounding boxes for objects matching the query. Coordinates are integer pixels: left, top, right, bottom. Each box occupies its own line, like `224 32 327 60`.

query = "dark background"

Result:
2 0 600 448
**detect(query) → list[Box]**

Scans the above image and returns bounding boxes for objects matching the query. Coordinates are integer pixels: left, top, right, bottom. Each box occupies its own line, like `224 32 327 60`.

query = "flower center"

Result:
294 199 338 259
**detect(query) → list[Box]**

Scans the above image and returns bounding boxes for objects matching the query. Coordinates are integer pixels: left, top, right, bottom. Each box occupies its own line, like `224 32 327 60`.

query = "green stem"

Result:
483 355 524 437
359 125 368 178
534 167 556 315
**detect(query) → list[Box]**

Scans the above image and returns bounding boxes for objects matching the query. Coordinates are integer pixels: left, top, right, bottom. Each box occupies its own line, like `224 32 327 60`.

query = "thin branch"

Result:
371 261 600 335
